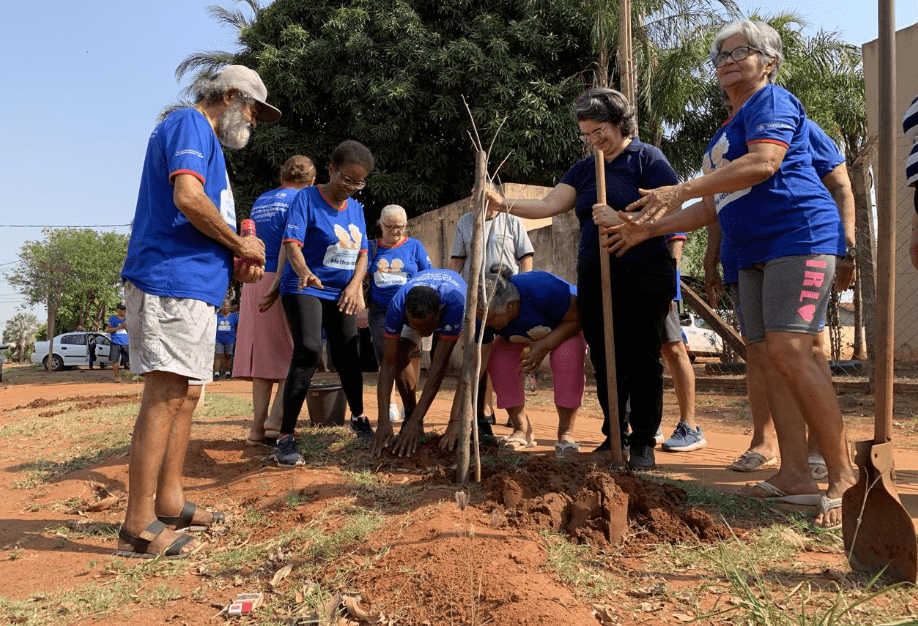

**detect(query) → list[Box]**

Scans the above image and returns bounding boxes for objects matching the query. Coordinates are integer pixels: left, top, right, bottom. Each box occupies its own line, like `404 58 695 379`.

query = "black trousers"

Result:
280 294 363 434
577 251 675 449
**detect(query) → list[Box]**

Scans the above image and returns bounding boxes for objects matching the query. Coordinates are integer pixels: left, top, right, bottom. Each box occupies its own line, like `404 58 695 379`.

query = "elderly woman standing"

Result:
235 155 315 446
262 140 375 466
605 20 858 528
366 204 432 382
477 267 586 457
484 88 679 470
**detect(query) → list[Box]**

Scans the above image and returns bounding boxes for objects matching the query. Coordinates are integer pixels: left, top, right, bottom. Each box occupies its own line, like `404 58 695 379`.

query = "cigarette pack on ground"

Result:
228 592 263 615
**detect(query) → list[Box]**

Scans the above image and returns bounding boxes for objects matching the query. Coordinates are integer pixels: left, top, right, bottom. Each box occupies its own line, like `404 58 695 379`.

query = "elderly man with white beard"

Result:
116 66 280 558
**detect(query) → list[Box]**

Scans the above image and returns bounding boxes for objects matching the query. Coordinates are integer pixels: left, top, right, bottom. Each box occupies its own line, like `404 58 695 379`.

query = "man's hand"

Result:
438 420 462 452
371 421 395 456
236 235 266 265
623 185 685 225
703 265 723 307
391 419 424 457
520 342 549 373
357 308 369 329
259 283 280 312
233 261 264 284
834 258 855 292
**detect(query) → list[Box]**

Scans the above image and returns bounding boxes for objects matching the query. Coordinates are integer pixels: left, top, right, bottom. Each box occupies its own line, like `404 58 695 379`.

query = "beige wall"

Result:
863 24 918 359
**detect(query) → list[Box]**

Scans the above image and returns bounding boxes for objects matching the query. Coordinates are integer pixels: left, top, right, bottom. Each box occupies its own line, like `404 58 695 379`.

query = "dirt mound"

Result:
486 455 730 552
15 393 140 414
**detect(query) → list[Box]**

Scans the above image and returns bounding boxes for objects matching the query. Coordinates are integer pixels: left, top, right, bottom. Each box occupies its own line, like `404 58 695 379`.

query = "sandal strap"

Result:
118 519 169 554
157 501 197 528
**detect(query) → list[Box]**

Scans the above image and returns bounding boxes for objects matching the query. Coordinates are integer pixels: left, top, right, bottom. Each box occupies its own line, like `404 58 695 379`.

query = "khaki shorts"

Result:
124 281 217 384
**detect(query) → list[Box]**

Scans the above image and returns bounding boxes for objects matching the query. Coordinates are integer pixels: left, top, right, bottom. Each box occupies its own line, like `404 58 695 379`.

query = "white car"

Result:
30 332 113 371
680 312 724 357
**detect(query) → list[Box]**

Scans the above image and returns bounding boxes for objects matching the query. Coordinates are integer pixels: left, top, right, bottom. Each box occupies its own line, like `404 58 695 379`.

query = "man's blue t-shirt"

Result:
703 84 841 271
122 108 235 307
108 315 129 346
559 139 678 264
384 269 466 341
279 186 368 301
216 312 239 345
367 237 432 308
250 187 300 273
717 115 846 283
481 272 576 343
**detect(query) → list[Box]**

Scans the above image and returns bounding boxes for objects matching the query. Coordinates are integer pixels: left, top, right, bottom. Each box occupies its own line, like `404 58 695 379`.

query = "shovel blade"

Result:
842 440 917 583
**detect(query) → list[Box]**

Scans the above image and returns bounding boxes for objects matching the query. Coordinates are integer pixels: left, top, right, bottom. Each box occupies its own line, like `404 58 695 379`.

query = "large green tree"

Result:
6 229 128 370
178 0 595 226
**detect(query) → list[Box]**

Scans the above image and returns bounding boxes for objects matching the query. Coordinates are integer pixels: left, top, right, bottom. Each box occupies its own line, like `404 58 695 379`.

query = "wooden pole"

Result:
455 151 488 483
595 151 623 466
617 0 636 129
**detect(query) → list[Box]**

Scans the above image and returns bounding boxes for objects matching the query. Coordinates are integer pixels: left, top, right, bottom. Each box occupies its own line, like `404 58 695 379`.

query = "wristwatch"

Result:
845 245 858 259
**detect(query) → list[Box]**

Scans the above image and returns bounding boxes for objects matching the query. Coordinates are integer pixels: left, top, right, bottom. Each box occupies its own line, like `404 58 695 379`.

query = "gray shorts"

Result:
725 282 745 337
124 281 218 384
738 254 836 344
109 343 129 364
215 341 235 355
660 305 682 344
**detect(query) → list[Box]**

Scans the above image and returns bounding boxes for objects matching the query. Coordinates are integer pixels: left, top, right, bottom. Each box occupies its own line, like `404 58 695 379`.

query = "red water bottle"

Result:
234 218 258 274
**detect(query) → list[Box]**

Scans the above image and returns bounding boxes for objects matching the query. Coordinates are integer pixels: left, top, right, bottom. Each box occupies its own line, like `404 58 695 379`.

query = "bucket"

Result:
306 378 346 426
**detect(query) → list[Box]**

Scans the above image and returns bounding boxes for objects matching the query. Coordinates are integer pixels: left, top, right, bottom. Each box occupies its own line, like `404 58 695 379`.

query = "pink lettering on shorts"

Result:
798 260 828 322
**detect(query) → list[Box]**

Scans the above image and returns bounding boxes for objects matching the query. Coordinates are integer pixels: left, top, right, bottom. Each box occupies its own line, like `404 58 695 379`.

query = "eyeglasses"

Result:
578 125 608 143
713 45 762 68
335 169 366 190
382 223 407 231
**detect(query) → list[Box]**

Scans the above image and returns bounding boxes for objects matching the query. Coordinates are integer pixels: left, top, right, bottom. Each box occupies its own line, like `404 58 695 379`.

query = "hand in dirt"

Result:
392 419 423 457
520 342 549 373
438 420 462 452
371 421 394 456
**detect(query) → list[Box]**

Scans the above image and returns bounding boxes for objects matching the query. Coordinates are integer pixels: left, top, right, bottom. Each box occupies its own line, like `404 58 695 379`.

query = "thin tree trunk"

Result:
851 135 878 390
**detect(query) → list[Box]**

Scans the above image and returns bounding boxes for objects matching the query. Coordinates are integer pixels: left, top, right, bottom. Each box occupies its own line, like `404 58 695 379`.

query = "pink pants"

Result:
487 334 587 410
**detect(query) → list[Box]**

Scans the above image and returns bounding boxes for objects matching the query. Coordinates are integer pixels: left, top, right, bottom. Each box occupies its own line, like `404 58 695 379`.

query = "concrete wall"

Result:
407 183 581 372
863 23 918 359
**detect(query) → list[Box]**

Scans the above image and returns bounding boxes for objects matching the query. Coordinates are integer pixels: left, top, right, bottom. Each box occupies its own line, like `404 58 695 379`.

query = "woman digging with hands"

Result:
476 266 587 457
601 19 858 529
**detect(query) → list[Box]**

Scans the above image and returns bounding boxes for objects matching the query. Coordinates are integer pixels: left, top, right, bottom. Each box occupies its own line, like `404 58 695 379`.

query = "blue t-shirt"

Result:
279 186 368 301
559 139 678 263
367 237 432 308
703 84 841 271
718 115 846 283
215 312 239 345
384 269 466 341
481 272 576 343
108 315 129 346
122 108 235 308
250 187 299 273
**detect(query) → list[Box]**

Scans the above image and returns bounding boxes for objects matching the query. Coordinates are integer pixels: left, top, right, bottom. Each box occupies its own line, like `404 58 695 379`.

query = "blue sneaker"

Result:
274 434 305 466
661 423 706 452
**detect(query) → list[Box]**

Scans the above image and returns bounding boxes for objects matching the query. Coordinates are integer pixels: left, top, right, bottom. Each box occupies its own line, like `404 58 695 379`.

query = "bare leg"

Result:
766 331 858 528
264 379 285 437
557 405 579 443
744 341 779 460
119 371 199 555
661 341 696 428
249 378 273 440
484 374 495 417
395 338 420 415
505 404 532 443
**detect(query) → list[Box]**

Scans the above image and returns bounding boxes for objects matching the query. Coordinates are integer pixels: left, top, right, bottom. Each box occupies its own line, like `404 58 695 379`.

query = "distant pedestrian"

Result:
107 304 129 382
214 300 239 380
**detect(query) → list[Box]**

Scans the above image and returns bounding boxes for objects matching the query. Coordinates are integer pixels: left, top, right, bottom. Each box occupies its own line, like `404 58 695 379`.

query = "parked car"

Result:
0 344 7 382
30 332 113 371
680 312 724 357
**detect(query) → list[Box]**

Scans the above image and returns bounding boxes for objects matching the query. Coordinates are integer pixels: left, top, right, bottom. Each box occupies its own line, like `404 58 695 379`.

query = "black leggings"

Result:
280 294 363 434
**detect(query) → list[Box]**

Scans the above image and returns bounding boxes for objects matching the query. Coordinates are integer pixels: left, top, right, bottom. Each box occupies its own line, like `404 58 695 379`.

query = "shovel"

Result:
841 0 917 583
594 150 624 468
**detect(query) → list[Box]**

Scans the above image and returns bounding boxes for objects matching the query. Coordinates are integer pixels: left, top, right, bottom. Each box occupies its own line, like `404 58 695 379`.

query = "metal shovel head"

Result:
842 440 917 583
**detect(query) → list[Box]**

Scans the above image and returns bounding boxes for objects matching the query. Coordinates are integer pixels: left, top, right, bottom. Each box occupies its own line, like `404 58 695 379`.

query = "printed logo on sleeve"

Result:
174 149 205 159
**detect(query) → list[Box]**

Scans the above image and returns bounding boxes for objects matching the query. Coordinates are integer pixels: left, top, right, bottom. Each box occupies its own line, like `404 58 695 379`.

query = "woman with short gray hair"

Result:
604 18 858 529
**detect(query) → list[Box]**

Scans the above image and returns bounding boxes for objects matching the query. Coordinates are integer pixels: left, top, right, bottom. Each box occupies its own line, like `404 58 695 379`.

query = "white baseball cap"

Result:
204 65 281 123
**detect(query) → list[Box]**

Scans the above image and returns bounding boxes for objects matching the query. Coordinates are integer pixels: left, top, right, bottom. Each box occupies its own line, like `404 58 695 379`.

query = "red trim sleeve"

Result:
747 138 789 149
169 169 205 185
438 333 460 342
282 238 303 247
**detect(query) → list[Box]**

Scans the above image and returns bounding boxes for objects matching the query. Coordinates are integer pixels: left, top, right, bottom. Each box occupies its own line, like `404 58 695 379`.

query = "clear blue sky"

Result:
1 0 916 332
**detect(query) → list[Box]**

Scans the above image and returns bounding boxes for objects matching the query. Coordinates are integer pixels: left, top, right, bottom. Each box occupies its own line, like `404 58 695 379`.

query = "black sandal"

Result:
115 520 196 559
157 501 225 532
